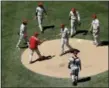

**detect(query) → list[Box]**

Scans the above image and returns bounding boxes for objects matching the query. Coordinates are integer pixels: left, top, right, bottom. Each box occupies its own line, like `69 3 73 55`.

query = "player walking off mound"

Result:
29 32 45 64
16 19 29 49
89 14 100 46
35 2 47 33
69 8 81 36
60 24 73 56
68 50 81 85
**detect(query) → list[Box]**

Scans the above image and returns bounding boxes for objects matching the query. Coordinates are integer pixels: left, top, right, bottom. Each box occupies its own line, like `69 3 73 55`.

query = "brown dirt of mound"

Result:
21 38 108 78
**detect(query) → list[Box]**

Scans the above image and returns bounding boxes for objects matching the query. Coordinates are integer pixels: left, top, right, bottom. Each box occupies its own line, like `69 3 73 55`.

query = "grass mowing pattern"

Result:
2 1 108 87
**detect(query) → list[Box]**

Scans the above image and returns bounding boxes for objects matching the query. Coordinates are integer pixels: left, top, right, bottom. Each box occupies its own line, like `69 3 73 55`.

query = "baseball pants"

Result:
93 29 100 45
70 67 79 82
29 48 42 62
16 33 29 47
37 15 43 32
70 19 78 36
61 38 72 53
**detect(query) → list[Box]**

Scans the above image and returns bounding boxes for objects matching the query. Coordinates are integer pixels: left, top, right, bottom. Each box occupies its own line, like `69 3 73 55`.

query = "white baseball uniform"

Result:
91 18 100 45
16 23 29 48
36 6 46 32
69 11 80 36
68 57 81 82
60 27 72 54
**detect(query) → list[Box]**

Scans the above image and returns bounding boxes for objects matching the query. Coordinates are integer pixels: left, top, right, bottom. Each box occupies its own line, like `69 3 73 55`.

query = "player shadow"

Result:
43 25 55 32
71 30 88 37
72 76 91 86
30 55 55 64
78 76 91 83
19 45 28 49
60 48 80 56
98 40 109 46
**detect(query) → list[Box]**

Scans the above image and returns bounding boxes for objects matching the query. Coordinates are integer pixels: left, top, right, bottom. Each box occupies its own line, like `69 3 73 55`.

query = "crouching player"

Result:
68 50 82 85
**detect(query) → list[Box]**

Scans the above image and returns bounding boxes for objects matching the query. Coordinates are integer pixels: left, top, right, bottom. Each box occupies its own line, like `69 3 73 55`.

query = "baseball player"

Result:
69 8 81 36
89 14 100 46
68 50 81 85
59 24 73 56
16 19 29 49
35 2 47 33
29 32 45 64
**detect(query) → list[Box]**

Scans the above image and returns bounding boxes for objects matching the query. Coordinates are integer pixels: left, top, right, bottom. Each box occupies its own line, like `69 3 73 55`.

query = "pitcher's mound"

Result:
21 38 108 78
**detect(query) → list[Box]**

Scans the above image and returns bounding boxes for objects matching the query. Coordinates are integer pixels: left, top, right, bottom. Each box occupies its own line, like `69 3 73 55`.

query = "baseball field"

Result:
2 1 108 87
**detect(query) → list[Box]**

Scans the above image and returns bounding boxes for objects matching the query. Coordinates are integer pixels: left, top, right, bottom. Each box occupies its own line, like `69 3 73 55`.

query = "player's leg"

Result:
24 35 29 47
70 70 77 85
16 34 23 48
65 38 73 50
70 20 76 36
93 32 99 46
94 34 99 46
75 68 79 82
38 16 43 32
35 48 42 59
60 38 65 56
74 20 78 32
29 49 34 63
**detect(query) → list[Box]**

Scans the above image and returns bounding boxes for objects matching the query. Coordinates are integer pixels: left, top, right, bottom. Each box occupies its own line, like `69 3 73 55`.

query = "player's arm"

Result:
96 20 100 34
42 6 47 15
34 8 38 20
68 61 71 69
69 12 71 20
77 11 80 22
38 38 46 45
20 25 25 34
56 29 62 37
89 22 93 33
79 59 82 70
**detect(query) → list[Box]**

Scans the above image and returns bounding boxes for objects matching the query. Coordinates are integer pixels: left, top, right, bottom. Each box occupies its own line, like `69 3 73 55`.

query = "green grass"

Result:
2 1 108 87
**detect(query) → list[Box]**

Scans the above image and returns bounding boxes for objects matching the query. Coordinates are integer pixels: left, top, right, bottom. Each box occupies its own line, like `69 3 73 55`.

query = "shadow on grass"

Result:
71 30 88 37
20 45 28 49
78 76 91 83
99 41 109 46
43 25 55 32
30 55 55 64
73 77 91 86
